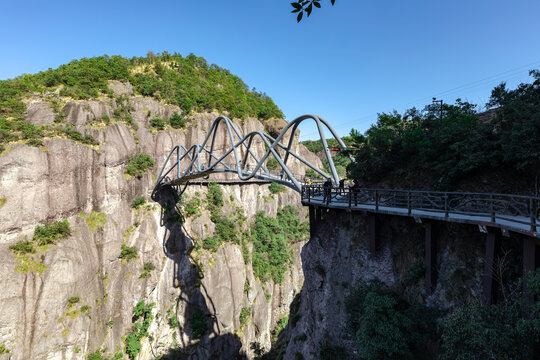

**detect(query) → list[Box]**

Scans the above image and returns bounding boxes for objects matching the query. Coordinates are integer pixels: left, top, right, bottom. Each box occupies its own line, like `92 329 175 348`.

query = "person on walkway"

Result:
339 178 345 195
349 179 360 206
323 177 333 205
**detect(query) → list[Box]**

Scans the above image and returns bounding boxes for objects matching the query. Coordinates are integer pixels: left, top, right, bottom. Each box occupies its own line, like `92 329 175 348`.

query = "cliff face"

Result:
275 209 521 359
0 89 320 359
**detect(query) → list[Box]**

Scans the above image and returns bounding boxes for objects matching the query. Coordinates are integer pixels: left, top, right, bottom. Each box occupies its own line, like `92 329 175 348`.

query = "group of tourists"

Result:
320 177 360 205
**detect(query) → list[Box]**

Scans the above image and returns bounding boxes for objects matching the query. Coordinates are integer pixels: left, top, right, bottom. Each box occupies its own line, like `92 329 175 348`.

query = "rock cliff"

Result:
0 90 320 359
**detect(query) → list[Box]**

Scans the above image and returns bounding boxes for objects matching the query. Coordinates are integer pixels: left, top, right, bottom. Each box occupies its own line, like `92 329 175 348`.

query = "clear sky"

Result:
1 0 540 140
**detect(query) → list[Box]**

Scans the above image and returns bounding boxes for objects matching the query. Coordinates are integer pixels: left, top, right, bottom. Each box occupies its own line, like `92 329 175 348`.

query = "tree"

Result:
290 0 336 22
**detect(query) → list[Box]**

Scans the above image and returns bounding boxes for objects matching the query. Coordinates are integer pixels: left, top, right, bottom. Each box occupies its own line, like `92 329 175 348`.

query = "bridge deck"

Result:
302 190 540 239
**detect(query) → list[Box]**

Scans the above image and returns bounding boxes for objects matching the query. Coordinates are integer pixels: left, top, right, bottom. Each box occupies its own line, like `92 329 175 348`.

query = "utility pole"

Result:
432 98 443 120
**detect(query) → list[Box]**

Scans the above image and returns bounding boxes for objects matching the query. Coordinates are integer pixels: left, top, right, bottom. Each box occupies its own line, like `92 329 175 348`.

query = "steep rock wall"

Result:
0 93 320 359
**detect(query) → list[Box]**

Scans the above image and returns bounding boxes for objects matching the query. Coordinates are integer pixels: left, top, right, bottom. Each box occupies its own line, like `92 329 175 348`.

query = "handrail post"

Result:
177 147 181 179
530 198 536 232
407 191 411 215
307 186 311 204
375 190 379 211
444 193 449 218
490 194 495 223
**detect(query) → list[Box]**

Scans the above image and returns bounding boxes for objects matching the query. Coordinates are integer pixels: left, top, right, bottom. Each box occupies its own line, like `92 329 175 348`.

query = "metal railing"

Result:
302 185 540 234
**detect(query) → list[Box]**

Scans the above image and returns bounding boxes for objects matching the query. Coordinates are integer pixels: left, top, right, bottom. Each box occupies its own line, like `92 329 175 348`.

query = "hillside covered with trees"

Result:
333 71 540 194
0 52 283 122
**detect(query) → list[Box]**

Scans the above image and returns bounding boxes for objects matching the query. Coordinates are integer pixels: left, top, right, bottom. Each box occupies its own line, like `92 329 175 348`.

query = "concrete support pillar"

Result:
482 231 498 305
424 222 437 296
523 238 537 304
368 215 377 254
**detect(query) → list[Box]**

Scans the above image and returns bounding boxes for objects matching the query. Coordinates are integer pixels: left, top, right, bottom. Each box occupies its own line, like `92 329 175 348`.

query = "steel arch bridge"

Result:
152 114 350 197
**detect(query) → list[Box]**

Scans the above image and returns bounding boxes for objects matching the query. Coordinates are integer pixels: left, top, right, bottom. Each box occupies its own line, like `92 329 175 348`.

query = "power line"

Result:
298 60 540 140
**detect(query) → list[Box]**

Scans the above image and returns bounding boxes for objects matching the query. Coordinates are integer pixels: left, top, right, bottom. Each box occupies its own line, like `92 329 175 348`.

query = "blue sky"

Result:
1 0 540 140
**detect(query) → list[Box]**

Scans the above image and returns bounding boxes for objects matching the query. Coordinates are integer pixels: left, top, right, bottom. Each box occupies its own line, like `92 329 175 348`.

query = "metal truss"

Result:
152 114 350 196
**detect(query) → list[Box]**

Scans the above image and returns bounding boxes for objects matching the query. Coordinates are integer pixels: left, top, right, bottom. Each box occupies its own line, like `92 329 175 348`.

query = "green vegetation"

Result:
190 305 209 339
87 349 123 360
206 182 224 215
250 206 309 283
268 183 286 194
0 344 9 354
169 113 186 129
33 220 71 246
266 157 279 170
439 270 540 359
272 316 288 343
140 262 155 279
126 153 154 177
125 301 155 359
290 0 336 22
150 116 165 130
9 240 36 254
119 243 138 261
180 193 202 218
0 53 281 122
345 280 438 360
67 296 80 305
346 71 540 191
85 211 106 233
131 196 146 209
239 307 251 329
167 306 180 328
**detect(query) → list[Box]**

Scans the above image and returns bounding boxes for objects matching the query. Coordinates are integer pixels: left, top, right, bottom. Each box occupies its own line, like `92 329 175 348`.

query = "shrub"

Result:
272 316 288 343
85 211 106 233
239 307 251 329
9 240 35 254
33 220 71 246
125 301 155 359
206 182 223 213
126 153 154 177
167 306 180 328
140 262 155 279
62 124 99 145
268 182 286 194
119 243 138 261
67 296 80 305
266 157 279 170
169 113 186 129
150 116 165 130
190 306 208 339
131 196 146 209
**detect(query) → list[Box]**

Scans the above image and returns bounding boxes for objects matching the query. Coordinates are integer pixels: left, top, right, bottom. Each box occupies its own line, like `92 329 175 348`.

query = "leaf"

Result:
306 3 313 16
331 0 336 5
297 11 304 22
290 2 302 10
291 8 301 13
313 1 321 8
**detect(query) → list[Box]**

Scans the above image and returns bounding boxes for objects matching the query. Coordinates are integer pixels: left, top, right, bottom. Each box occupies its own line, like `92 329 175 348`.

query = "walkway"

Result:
302 185 540 238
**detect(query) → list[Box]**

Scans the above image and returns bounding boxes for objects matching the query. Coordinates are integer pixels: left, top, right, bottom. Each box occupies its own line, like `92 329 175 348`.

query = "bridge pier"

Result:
424 222 437 296
482 230 499 305
523 237 539 303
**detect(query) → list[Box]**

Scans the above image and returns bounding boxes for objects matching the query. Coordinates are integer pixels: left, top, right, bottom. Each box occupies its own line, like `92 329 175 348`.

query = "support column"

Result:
523 238 537 304
424 222 437 296
368 215 377 254
482 231 498 305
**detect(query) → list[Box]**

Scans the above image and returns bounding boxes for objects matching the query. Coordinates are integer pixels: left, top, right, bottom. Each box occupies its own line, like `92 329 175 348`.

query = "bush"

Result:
239 307 251 329
150 116 165 130
169 113 186 129
190 306 208 339
126 153 154 177
33 220 71 246
206 182 223 212
266 157 279 170
67 296 80 305
268 182 286 194
9 240 36 254
125 301 155 359
272 316 288 343
140 262 155 279
26 138 43 147
119 243 138 261
62 124 99 145
131 196 146 209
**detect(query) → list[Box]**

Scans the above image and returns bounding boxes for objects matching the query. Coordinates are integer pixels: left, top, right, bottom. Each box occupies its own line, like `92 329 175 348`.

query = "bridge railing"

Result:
302 185 540 233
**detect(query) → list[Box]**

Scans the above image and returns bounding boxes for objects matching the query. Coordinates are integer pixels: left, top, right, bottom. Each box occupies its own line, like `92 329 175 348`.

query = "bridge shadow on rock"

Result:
153 184 247 360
